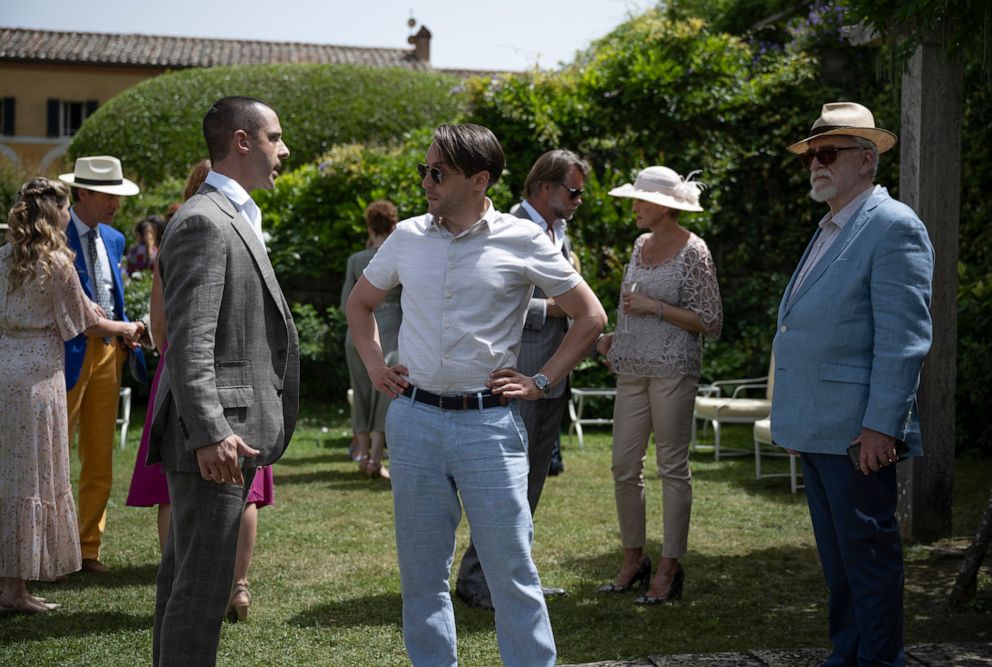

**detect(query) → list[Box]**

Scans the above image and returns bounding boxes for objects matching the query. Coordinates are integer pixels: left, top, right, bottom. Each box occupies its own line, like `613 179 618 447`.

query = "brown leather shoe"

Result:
81 558 110 574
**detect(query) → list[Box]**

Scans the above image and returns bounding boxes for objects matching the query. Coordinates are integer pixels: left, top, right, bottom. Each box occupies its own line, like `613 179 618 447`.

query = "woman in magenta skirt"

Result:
126 160 271 621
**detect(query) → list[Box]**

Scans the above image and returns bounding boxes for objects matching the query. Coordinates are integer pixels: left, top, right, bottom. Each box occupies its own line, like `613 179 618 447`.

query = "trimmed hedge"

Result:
69 63 466 184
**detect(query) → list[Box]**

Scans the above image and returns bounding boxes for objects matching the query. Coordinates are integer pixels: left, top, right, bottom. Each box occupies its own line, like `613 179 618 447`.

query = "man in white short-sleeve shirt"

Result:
346 123 606 667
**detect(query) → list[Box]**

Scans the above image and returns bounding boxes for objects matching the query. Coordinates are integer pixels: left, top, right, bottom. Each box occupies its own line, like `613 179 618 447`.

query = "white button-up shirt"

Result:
364 199 582 394
518 199 566 251
71 210 116 318
791 184 878 298
204 170 265 248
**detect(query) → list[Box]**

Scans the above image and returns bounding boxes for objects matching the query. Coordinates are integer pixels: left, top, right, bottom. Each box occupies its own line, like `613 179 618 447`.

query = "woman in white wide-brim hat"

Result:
594 165 723 605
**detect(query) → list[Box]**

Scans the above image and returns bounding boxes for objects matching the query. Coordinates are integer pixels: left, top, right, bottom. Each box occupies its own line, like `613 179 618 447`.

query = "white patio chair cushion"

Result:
694 396 771 420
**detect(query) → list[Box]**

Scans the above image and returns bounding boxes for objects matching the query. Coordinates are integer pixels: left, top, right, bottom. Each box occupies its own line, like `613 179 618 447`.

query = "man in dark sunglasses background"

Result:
771 102 934 666
346 124 606 666
454 148 589 611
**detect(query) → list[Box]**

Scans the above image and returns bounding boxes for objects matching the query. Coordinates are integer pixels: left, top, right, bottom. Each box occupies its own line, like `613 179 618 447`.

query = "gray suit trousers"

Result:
456 393 569 593
153 468 255 666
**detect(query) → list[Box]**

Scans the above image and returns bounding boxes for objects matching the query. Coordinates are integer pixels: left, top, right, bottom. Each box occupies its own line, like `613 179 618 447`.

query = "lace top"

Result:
608 233 722 378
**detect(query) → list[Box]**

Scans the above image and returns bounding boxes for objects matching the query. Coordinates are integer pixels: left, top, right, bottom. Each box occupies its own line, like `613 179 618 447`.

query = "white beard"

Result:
809 170 836 202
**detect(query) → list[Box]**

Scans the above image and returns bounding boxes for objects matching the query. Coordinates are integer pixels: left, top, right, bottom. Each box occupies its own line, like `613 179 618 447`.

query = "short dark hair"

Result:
202 96 271 162
523 149 589 197
365 200 398 237
432 123 505 190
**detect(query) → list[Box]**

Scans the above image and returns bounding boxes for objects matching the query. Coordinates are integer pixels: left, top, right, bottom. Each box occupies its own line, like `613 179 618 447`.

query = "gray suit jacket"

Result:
509 201 573 399
150 185 300 472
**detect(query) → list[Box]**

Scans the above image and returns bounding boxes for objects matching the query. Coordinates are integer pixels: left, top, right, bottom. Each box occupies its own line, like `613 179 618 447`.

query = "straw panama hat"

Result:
788 102 898 155
608 166 705 212
59 156 140 196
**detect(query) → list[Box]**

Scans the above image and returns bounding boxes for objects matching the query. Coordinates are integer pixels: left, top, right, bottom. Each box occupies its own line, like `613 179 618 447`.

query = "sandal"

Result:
226 582 251 622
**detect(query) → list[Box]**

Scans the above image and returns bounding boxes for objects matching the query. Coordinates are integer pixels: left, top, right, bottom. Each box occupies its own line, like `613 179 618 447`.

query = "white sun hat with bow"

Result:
608 166 705 212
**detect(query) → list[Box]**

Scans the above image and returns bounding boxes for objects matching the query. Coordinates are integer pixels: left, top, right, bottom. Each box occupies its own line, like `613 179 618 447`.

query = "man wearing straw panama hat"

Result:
771 102 934 666
58 155 145 575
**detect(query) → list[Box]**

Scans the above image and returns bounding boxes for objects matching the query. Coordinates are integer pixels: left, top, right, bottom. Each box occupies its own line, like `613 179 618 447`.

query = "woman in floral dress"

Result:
0 177 143 614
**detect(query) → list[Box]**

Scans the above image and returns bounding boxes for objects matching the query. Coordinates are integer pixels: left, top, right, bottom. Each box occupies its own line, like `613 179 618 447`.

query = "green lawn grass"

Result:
2 402 989 665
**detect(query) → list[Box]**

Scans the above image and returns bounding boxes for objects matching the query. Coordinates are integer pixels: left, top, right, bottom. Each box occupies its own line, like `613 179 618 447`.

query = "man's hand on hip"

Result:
196 434 259 485
370 364 410 398
488 368 543 401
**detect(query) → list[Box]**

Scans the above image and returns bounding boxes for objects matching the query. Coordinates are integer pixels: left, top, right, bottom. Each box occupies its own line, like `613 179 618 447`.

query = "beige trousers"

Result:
611 373 697 558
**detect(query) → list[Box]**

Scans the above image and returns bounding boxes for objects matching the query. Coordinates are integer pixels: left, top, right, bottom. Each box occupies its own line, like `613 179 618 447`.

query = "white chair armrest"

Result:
731 382 769 398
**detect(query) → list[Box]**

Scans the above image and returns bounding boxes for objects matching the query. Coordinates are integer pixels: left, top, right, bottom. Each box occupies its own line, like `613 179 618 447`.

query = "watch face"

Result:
535 373 551 393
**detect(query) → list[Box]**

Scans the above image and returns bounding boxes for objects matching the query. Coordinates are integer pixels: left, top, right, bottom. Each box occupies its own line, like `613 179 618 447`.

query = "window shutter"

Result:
47 99 60 137
1 97 14 135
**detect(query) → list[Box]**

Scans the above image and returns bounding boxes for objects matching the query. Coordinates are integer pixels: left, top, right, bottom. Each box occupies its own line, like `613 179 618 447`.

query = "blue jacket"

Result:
770 186 934 456
64 213 145 389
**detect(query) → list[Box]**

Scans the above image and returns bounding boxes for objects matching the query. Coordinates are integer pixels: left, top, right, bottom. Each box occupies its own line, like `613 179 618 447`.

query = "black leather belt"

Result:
402 385 509 410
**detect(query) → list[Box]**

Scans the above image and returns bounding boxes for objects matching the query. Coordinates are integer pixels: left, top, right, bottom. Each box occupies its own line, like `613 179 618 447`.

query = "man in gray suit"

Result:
150 96 299 666
456 149 589 609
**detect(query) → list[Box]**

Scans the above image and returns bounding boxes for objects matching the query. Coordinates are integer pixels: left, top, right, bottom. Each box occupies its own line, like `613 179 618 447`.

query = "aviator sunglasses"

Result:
559 183 584 200
417 163 463 184
799 146 861 169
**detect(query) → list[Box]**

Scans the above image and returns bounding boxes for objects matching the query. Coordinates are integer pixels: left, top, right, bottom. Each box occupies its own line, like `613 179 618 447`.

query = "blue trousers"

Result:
800 452 905 667
385 395 556 667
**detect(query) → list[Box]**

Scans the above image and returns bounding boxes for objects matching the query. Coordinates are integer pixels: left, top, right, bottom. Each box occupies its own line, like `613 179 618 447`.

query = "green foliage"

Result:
956 68 992 452
841 0 992 81
0 159 32 226
69 63 466 184
122 268 153 322
290 303 350 401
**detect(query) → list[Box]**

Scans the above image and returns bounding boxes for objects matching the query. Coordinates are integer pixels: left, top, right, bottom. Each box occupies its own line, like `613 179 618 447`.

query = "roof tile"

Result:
0 27 432 70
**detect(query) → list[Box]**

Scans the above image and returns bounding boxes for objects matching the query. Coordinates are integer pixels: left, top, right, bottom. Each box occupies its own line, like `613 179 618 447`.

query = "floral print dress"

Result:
0 246 99 580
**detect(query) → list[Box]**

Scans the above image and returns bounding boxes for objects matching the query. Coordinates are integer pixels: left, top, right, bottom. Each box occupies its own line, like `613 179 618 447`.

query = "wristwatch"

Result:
533 373 552 395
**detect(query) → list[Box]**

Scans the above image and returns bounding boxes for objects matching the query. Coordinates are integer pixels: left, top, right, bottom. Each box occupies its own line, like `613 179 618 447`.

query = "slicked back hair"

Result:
432 123 505 191
202 96 271 163
524 149 589 198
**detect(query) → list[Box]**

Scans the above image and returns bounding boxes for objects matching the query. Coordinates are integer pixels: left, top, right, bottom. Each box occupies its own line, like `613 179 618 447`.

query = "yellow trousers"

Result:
67 338 125 561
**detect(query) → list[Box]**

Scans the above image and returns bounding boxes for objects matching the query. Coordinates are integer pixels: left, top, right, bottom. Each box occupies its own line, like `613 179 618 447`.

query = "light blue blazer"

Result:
770 186 934 456
64 215 145 390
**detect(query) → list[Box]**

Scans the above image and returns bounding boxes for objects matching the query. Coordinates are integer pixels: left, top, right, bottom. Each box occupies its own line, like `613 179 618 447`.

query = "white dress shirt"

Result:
518 199 566 251
204 170 265 248
71 210 116 318
364 198 582 394
791 184 878 298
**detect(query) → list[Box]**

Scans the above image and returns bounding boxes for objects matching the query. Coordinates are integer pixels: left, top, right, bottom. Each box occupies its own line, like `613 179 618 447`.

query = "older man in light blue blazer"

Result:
771 102 933 667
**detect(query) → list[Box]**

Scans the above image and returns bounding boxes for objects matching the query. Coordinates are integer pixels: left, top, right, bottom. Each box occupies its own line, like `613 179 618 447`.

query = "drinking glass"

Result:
619 263 637 334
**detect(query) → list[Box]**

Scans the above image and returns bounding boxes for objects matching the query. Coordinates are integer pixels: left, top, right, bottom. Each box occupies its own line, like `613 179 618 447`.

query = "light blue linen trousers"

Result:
385 394 556 667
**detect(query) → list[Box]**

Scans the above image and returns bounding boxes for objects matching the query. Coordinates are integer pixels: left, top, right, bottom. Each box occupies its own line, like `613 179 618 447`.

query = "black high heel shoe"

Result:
634 564 684 605
598 556 652 593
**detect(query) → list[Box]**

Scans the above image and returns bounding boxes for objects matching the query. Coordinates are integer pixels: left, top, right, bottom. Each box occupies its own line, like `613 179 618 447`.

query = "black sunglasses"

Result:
417 163 463 185
799 146 861 169
559 183 584 200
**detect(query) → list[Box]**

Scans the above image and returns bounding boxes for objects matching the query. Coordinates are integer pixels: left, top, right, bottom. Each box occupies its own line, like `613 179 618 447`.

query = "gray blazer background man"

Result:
456 149 588 609
150 96 299 666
